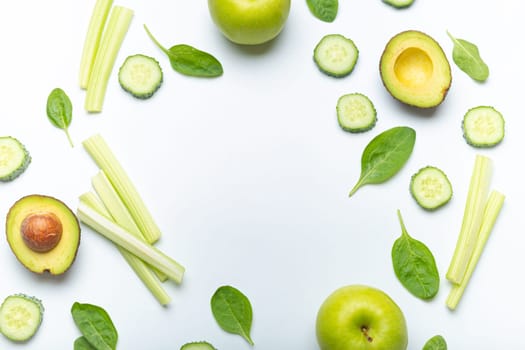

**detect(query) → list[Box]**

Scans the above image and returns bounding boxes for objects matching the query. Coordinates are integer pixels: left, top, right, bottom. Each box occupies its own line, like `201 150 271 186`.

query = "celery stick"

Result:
79 0 114 89
77 201 185 283
446 154 492 284
85 5 133 112
446 190 505 310
92 171 169 282
79 192 108 216
92 171 146 237
79 193 171 305
83 134 162 244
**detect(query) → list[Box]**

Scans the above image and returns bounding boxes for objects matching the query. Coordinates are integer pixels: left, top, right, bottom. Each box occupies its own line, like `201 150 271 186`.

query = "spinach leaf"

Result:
74 336 97 350
166 44 224 77
392 210 440 300
211 285 254 345
423 335 447 350
306 0 338 22
447 31 489 82
71 302 118 350
349 126 416 197
46 87 74 147
144 25 223 77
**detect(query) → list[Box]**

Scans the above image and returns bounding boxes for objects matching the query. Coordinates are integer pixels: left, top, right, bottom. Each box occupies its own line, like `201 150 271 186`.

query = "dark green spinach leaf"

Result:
423 335 447 350
349 126 416 197
144 25 223 77
211 285 254 345
71 302 118 350
447 31 489 82
392 210 440 300
306 0 338 22
46 87 74 147
74 336 97 350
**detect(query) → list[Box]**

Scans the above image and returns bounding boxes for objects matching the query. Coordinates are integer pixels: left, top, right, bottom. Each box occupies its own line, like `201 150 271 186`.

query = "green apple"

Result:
207 0 291 45
316 285 408 350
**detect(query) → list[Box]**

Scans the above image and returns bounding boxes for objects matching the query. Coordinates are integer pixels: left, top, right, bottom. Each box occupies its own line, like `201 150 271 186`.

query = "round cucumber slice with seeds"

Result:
336 93 377 132
0 294 44 342
410 166 453 210
313 34 359 77
462 106 505 148
118 54 163 99
0 136 31 182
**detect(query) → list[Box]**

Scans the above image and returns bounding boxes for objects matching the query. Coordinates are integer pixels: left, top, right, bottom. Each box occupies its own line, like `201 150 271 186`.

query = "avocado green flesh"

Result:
380 30 451 108
6 195 80 275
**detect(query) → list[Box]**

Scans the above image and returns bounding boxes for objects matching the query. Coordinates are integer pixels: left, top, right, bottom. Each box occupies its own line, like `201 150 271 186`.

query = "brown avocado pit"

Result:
6 194 80 275
21 212 63 253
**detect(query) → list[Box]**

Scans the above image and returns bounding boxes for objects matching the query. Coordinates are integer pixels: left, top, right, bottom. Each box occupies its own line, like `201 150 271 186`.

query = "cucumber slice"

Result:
118 54 163 99
336 93 377 132
0 136 31 182
410 166 453 210
313 34 358 78
0 294 44 342
383 0 415 8
181 341 217 350
462 106 505 148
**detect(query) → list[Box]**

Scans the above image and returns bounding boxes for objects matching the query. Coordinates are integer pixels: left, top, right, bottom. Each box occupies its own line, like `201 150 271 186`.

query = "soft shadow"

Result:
220 32 283 57
9 260 74 288
398 101 442 119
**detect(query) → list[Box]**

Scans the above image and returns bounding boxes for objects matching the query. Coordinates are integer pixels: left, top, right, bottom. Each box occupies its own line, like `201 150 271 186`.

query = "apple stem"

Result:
360 326 373 343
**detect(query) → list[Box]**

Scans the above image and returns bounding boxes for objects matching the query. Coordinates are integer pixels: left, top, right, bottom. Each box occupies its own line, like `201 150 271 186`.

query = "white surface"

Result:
0 0 523 349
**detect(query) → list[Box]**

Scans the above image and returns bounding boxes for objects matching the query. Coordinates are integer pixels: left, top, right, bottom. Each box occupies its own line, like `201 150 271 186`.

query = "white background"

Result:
0 0 523 349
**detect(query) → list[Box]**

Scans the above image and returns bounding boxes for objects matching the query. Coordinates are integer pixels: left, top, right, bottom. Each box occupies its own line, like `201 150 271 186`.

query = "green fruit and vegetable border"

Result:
0 0 507 349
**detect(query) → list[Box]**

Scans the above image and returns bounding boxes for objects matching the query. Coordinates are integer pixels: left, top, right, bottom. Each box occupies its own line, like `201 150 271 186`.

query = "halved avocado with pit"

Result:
380 30 451 108
6 194 80 275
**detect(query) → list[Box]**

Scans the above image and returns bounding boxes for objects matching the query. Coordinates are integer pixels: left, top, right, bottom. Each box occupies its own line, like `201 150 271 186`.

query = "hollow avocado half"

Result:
6 194 81 275
380 30 452 108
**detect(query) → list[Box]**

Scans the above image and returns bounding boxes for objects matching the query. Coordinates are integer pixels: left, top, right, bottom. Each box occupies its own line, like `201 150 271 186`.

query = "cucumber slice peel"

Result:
336 93 377 132
313 34 358 78
0 294 44 342
462 106 505 148
181 341 217 350
383 0 415 8
0 136 31 182
410 166 453 210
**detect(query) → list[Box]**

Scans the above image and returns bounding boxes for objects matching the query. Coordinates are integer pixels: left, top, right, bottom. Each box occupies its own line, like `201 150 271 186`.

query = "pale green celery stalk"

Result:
79 191 108 215
446 154 492 284
83 134 162 244
79 193 172 305
79 0 113 89
446 190 505 310
85 5 133 112
77 201 185 283
92 171 169 282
